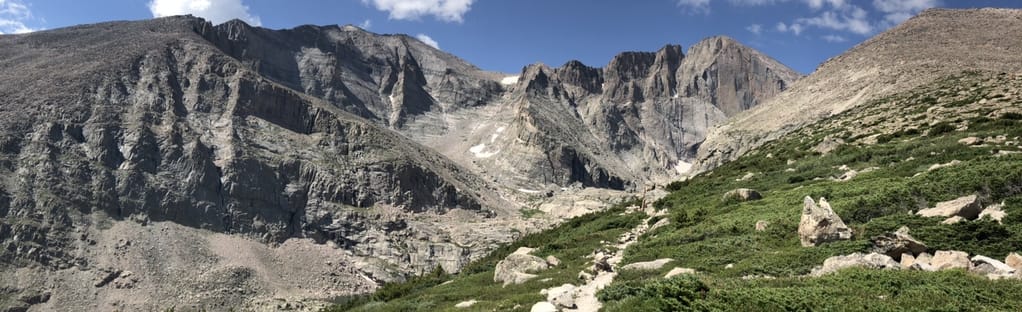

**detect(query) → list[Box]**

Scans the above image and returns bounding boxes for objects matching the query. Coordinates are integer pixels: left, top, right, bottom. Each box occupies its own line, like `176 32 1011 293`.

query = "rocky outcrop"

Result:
798 197 853 247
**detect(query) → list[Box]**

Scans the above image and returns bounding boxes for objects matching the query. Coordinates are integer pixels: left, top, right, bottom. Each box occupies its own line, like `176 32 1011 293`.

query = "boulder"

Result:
970 255 1016 275
621 258 674 271
530 301 557 312
870 226 927 260
1006 253 1022 271
494 247 549 285
799 197 853 247
664 267 697 278
915 252 933 266
455 300 478 308
931 250 971 271
900 253 916 269
723 188 762 202
978 203 1007 223
910 262 937 272
755 220 770 231
811 252 900 276
545 284 577 309
916 195 982 220
927 160 961 172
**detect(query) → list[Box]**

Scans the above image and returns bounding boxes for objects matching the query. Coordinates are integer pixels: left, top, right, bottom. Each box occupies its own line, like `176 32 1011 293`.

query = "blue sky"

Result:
1 0 1020 74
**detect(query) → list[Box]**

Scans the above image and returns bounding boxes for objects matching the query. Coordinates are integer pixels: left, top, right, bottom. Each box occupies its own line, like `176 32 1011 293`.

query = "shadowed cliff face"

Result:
0 17 519 310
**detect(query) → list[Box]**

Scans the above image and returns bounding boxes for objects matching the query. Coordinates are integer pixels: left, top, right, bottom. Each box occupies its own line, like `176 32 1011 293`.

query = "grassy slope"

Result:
334 72 1022 311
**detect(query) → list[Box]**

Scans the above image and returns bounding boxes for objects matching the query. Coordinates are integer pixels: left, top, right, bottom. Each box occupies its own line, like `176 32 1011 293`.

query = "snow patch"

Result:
674 161 693 174
496 126 506 133
469 143 499 158
517 188 542 194
500 76 519 85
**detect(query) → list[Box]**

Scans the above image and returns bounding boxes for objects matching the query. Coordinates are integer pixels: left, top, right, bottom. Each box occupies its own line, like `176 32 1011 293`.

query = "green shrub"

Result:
928 122 956 135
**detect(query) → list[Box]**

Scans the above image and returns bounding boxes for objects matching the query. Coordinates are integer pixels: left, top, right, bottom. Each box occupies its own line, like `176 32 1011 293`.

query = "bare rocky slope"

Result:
695 8 1022 172
0 15 796 311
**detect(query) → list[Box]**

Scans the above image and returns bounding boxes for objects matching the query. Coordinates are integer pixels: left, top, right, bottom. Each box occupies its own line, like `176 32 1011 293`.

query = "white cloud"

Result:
821 34 847 42
873 0 939 24
359 19 372 29
0 0 37 34
776 22 804 35
797 5 873 35
746 23 763 35
677 0 710 14
415 33 439 49
363 0 474 23
148 0 261 26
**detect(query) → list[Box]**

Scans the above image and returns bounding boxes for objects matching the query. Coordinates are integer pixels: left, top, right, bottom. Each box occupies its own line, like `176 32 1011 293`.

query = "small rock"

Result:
455 300 478 308
725 263 735 269
958 137 982 145
755 220 770 231
577 271 593 282
927 160 962 172
545 255 561 267
931 250 971 271
723 188 763 202
664 267 696 278
799 197 853 247
736 172 756 181
916 195 983 220
530 301 557 312
592 252 613 273
621 258 674 271
1005 253 1022 271
910 262 937 272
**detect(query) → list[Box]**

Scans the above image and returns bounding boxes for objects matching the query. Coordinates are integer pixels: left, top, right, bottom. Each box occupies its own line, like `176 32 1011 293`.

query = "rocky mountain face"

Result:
0 15 796 311
695 8 1022 172
400 37 799 191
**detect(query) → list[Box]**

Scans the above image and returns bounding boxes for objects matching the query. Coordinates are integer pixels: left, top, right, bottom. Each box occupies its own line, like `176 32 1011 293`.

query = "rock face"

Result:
916 195 983 219
695 8 1022 173
798 197 853 247
723 188 762 202
811 252 900 276
494 247 550 286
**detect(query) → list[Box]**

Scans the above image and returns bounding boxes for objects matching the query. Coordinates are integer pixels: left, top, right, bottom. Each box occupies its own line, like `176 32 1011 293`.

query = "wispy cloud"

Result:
359 19 372 29
746 23 763 35
677 0 711 14
821 34 847 42
415 33 439 49
148 0 261 26
363 0 475 23
0 0 38 34
873 0 940 25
